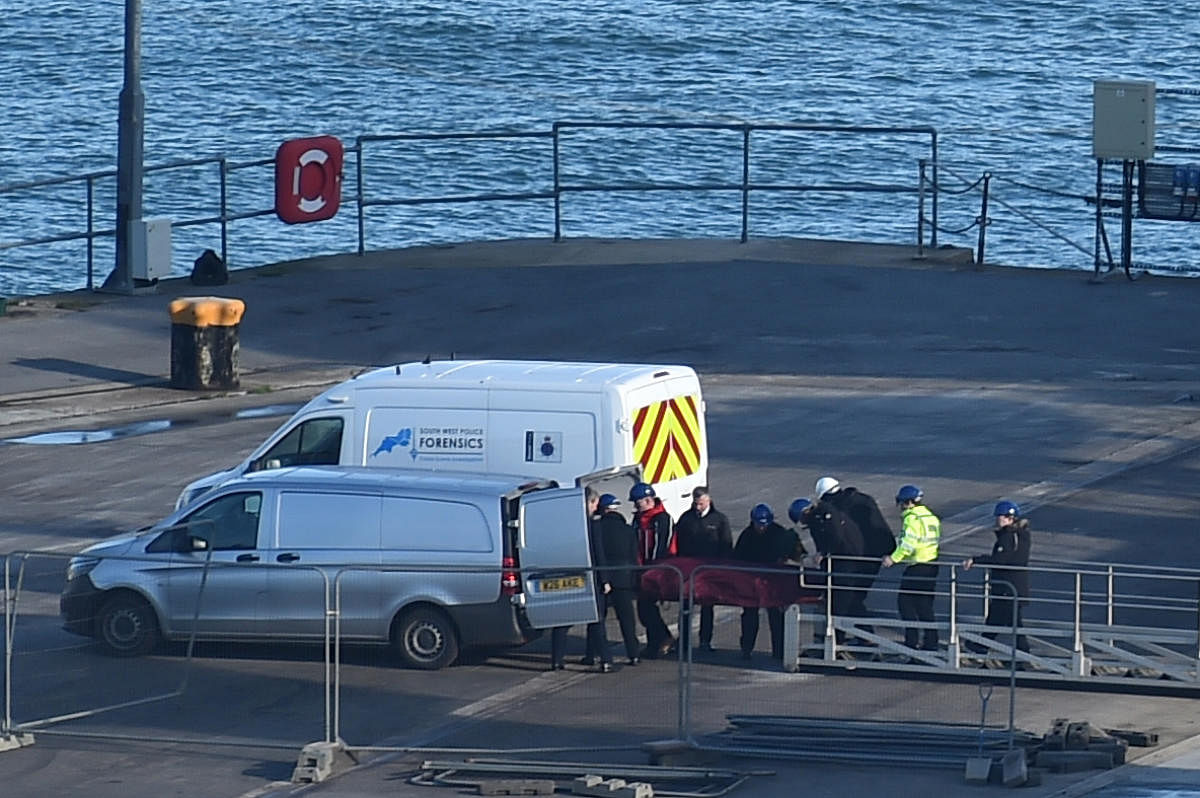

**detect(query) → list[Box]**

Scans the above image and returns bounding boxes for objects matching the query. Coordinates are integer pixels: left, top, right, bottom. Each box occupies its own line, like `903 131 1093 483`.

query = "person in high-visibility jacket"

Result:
882 484 941 651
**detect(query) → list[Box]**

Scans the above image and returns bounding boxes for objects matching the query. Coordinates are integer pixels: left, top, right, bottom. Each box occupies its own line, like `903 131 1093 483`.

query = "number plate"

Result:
538 576 586 592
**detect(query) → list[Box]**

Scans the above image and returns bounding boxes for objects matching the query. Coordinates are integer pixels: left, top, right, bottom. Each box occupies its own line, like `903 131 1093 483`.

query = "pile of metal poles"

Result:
700 715 1042 769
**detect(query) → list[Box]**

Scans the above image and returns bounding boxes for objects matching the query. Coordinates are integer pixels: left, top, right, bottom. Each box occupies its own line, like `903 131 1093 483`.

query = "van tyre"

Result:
96 594 159 656
393 607 458 670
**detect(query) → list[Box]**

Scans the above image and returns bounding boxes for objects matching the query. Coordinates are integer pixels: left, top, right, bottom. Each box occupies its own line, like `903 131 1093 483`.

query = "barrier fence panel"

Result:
678 562 1010 761
3 545 329 750
333 563 686 757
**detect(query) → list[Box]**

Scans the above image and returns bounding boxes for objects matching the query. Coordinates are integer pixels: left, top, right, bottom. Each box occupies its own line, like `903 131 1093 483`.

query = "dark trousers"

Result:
550 626 569 667
637 596 673 656
985 588 1029 653
740 607 784 658
819 561 862 644
848 559 881 627
592 588 638 661
897 563 939 650
679 602 716 651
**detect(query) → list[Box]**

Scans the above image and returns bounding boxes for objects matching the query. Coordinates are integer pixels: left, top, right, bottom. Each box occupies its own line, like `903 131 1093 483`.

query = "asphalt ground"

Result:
1 237 1199 797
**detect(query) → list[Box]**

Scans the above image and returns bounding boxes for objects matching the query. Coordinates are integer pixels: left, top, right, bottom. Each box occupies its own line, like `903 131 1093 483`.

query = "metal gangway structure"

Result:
774 555 1200 689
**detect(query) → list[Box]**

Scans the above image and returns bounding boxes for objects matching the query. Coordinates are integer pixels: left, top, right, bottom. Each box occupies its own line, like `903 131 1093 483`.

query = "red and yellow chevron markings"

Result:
632 394 703 484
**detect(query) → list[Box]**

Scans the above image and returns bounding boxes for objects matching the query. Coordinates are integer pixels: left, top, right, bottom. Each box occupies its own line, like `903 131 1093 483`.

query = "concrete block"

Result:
573 776 605 791
1001 750 1028 786
478 779 556 795
572 777 653 798
964 756 993 784
1034 749 1113 772
291 740 356 783
0 732 35 751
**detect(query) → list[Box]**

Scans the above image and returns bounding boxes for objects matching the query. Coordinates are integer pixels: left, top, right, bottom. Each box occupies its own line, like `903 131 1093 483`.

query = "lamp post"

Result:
100 0 144 294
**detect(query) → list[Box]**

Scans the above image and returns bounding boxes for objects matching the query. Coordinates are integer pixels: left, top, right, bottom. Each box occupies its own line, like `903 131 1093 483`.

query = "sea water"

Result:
2 0 1198 295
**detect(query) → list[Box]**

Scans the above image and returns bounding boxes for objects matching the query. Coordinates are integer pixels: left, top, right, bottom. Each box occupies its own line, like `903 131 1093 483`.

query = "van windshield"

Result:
253 417 344 470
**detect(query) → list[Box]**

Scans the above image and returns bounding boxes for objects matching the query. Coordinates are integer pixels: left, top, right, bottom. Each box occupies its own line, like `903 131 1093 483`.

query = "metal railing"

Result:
8 550 1194 762
2 121 939 294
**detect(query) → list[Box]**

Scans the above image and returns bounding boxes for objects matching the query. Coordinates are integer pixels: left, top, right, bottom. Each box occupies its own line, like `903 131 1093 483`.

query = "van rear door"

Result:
517 489 599 629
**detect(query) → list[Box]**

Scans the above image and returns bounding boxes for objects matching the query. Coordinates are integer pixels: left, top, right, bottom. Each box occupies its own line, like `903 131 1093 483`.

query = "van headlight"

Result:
66 556 101 582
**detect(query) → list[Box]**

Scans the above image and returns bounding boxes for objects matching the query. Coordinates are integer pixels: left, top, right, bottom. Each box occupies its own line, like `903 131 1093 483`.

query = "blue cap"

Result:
788 498 811 523
994 500 1019 518
598 493 621 509
751 503 774 525
895 484 923 504
629 482 655 501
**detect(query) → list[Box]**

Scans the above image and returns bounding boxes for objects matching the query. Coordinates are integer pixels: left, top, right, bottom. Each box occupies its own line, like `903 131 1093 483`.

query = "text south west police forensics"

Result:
418 427 484 451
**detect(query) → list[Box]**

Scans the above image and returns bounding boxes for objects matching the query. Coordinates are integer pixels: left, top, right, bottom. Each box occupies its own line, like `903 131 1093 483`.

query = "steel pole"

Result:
102 0 144 293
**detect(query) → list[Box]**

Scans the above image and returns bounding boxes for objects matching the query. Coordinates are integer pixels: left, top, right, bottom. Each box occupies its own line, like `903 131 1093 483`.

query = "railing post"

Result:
356 139 366 256
1072 571 1089 676
4 555 12 736
915 159 926 259
975 172 991 266
949 565 960 668
553 124 562 242
824 556 835 660
86 176 95 291
930 131 939 249
740 126 750 243
218 158 229 268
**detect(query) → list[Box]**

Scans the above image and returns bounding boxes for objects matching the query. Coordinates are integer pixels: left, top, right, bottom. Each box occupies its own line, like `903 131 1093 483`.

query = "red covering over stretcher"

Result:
637 556 822 608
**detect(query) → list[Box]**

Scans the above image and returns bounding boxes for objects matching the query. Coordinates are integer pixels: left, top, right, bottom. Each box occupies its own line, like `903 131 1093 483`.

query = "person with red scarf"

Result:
630 481 677 659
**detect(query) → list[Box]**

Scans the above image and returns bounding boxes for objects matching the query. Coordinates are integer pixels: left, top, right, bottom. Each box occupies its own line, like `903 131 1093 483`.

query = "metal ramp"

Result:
779 559 1200 692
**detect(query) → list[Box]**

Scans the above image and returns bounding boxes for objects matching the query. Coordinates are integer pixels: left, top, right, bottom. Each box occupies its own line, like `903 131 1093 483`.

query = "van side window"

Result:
381 498 493 553
254 417 344 470
184 492 262 550
276 492 381 549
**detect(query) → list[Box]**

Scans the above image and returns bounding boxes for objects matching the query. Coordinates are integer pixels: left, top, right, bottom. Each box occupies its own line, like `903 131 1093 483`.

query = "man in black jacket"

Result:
593 493 642 665
734 504 799 661
798 495 866 646
963 500 1032 653
675 486 733 652
815 476 896 621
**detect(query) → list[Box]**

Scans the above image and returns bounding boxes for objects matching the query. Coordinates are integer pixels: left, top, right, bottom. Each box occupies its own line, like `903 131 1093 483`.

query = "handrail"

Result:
3 120 939 294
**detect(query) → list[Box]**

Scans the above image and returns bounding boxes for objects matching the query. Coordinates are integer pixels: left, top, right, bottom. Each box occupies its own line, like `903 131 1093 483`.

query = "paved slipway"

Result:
2 237 1200 798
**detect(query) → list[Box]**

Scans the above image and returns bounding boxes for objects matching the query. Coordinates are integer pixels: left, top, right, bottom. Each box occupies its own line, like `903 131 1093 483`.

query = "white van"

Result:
63 468 607 669
177 360 708 518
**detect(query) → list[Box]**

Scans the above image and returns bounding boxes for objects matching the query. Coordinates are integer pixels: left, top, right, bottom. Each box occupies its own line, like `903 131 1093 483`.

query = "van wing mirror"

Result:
188 535 210 552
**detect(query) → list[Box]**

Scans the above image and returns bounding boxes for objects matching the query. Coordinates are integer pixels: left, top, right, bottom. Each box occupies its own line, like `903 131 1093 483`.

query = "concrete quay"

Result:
2 236 1200 798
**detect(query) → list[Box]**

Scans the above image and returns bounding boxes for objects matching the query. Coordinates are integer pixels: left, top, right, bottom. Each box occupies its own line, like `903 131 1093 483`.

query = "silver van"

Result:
61 467 602 669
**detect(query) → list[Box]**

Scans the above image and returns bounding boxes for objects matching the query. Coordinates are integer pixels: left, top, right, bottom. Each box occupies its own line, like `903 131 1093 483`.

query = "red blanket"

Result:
638 556 821 608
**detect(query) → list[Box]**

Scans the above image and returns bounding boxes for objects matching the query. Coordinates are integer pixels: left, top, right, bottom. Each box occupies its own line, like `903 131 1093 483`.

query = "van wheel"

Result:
96 594 159 656
393 607 459 670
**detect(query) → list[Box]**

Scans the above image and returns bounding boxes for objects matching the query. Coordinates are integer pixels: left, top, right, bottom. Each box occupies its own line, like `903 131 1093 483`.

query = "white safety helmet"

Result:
814 476 840 499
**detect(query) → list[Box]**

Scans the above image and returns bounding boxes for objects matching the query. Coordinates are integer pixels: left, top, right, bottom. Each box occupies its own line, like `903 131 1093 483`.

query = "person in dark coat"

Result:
816 476 896 621
630 481 677 659
591 492 641 664
797 495 866 646
674 486 733 652
734 503 800 660
963 500 1032 653
552 488 613 672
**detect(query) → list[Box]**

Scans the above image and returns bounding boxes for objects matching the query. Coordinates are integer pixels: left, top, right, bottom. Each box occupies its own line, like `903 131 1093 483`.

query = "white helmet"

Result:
814 477 840 498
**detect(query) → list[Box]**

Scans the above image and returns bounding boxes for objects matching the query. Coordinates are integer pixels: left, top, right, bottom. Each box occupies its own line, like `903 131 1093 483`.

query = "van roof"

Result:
233 466 555 496
342 360 695 392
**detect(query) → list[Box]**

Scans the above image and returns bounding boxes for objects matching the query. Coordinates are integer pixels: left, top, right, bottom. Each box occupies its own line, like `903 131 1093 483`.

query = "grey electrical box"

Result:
1093 80 1155 160
130 218 172 282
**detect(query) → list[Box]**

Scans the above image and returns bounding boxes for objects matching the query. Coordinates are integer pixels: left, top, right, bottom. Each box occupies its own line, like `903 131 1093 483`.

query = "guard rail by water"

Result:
1 121 938 292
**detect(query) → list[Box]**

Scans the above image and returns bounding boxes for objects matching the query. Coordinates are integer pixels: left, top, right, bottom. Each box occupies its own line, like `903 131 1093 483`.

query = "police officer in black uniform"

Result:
592 492 642 665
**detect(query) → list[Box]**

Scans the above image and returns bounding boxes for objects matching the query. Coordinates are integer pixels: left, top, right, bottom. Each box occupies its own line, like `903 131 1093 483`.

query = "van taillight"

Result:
501 556 520 595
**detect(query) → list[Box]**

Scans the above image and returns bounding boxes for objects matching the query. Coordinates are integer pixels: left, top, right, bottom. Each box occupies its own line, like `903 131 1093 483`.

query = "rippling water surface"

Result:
2 1 1198 294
